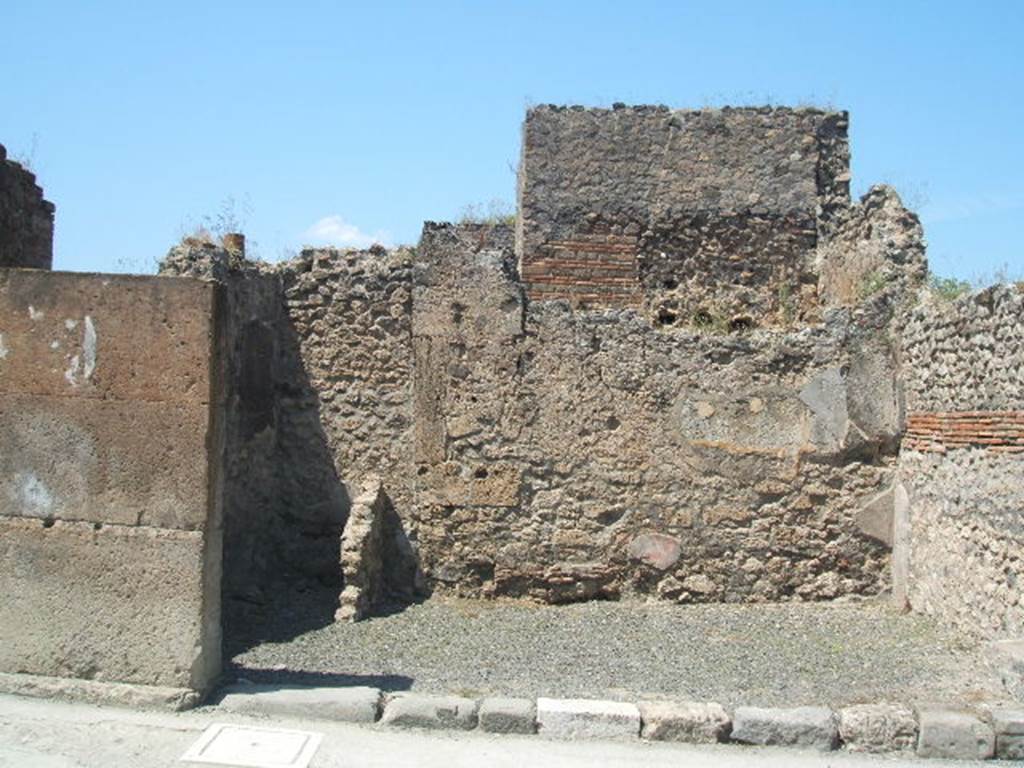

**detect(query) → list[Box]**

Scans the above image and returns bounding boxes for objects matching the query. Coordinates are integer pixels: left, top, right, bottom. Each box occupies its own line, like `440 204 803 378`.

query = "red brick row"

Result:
903 411 1024 453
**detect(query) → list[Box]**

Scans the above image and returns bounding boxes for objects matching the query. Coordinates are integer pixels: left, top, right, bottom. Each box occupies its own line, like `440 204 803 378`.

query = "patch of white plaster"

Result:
16 472 54 517
65 354 81 386
28 305 44 321
64 319 77 331
0 333 7 360
50 340 60 349
82 316 97 380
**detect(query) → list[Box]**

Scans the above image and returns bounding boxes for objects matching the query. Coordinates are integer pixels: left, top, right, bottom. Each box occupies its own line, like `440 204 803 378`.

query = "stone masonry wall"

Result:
411 223 900 603
161 242 416 633
150 104 929 616
896 285 1024 639
517 106 849 323
0 270 225 694
0 144 54 269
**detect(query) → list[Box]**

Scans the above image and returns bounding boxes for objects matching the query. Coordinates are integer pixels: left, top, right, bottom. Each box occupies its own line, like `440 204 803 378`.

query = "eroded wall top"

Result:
0 144 54 270
517 105 850 320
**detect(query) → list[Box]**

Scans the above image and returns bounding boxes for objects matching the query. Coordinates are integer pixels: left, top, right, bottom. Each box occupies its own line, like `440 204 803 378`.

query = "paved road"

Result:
0 693 993 768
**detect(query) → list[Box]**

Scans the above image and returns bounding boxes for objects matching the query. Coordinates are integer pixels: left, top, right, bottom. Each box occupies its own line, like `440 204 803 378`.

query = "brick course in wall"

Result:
903 411 1024 453
897 284 1024 640
521 234 641 307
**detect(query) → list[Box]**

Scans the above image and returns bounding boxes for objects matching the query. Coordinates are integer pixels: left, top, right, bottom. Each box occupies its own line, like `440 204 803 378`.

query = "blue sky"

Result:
2 1 1021 280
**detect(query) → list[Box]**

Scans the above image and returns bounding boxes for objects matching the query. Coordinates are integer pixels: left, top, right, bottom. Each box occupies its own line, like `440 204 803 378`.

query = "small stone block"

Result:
218 684 381 723
379 694 478 731
638 700 731 743
478 697 536 734
998 734 1024 760
731 706 838 750
838 703 917 752
916 708 994 760
536 697 641 740
989 705 1024 736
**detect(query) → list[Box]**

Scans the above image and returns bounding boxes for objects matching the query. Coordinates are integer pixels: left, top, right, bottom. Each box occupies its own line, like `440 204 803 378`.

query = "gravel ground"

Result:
228 595 1005 708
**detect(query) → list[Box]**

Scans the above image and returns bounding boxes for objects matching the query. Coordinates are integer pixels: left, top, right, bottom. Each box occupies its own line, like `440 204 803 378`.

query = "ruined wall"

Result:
517 105 849 323
411 223 900 603
816 186 927 308
0 145 54 269
147 104 930 614
0 270 224 695
896 285 1024 639
161 242 415 630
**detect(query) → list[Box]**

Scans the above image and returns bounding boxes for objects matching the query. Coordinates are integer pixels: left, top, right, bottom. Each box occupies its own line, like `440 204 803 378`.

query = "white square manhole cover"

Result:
181 723 323 768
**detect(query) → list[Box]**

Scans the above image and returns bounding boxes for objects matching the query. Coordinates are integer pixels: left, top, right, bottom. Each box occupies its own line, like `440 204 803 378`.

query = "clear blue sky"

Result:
2 1 1021 281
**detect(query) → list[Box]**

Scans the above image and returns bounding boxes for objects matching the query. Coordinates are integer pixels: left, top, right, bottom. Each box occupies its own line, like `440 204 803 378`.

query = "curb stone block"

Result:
217 684 381 723
838 703 917 753
984 640 1024 702
638 701 730 743
915 707 994 760
536 698 641 740
379 693 478 731
731 706 838 750
987 705 1024 760
478 697 537 734
998 735 1024 760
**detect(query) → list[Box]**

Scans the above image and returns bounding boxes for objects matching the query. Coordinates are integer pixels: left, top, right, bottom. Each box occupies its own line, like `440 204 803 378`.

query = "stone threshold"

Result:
213 681 1024 761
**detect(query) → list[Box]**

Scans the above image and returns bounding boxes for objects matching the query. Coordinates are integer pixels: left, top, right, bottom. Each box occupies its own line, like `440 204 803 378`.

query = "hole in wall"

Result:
474 467 489 479
693 310 714 328
41 518 55 528
729 316 755 332
656 309 678 327
662 278 678 290
417 466 429 476
451 302 466 325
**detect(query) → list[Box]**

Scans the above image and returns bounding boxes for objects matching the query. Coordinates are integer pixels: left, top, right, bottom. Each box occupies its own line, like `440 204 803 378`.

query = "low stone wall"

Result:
0 269 225 697
896 285 1024 638
0 145 54 269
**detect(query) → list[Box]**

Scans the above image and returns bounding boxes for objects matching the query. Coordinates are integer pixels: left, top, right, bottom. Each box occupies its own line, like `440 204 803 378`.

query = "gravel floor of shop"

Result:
226 594 1006 709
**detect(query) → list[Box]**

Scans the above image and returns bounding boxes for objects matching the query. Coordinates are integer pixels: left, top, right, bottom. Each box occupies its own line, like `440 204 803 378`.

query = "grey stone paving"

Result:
229 596 1005 709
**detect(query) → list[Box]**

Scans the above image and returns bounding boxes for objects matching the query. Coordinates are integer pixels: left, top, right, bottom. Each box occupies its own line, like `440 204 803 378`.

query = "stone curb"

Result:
213 686 1024 760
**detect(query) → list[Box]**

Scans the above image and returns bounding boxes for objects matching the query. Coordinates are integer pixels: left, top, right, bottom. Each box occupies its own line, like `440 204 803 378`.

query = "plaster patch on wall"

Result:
64 319 77 331
28 305 44 321
61 317 98 385
0 332 8 360
64 354 81 386
49 340 59 349
82 316 97 380
14 472 54 516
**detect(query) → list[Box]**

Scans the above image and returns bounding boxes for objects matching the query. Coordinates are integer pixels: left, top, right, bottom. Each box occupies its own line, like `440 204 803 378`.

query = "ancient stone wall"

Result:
895 285 1024 639
161 241 416 633
411 223 900 603
0 270 224 696
816 186 927 308
0 144 54 269
517 105 849 323
149 104 932 617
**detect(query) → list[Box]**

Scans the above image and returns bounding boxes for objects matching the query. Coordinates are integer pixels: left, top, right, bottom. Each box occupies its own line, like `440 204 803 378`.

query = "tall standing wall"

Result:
896 285 1024 640
0 270 225 702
